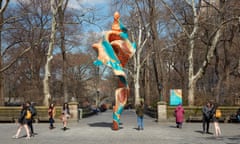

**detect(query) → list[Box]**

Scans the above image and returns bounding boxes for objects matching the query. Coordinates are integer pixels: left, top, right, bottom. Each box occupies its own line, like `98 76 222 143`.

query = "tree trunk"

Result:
58 1 69 102
148 0 163 102
0 36 3 106
0 19 3 106
134 55 141 105
43 0 59 106
0 0 9 106
144 57 150 106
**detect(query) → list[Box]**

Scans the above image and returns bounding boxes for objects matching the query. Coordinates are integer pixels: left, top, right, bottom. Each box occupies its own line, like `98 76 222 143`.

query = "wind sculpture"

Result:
92 12 136 130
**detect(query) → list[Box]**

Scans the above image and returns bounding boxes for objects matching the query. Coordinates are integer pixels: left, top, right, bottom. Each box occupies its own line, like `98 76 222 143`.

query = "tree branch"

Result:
0 46 31 72
160 0 190 38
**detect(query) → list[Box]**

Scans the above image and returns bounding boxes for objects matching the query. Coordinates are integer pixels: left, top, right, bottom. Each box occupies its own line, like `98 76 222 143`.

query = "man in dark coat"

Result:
202 101 213 134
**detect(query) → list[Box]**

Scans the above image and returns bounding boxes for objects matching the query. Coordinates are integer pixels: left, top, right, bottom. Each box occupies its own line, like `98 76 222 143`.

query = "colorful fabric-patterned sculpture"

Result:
92 12 136 130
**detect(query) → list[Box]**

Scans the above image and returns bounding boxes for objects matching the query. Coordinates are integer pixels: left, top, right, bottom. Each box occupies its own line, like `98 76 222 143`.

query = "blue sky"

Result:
69 0 110 10
8 0 114 53
69 0 113 32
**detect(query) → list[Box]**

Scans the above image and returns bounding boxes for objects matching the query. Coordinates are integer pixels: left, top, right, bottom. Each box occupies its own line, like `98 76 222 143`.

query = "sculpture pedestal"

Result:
157 101 167 122
68 102 78 122
112 106 119 130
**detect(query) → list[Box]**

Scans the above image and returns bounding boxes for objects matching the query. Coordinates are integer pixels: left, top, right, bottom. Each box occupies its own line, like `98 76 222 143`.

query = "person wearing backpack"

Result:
12 103 31 139
212 103 222 137
26 101 36 137
135 100 144 131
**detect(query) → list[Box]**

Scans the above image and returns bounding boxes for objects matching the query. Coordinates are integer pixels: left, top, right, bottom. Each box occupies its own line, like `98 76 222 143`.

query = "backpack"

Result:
25 109 32 119
215 109 222 118
29 106 37 117
136 105 143 117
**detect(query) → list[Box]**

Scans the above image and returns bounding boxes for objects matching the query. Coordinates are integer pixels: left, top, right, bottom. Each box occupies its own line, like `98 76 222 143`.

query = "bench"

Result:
0 106 98 123
36 107 62 123
145 108 157 118
0 108 20 123
0 116 14 123
186 116 202 122
81 107 97 118
228 114 240 123
186 115 226 123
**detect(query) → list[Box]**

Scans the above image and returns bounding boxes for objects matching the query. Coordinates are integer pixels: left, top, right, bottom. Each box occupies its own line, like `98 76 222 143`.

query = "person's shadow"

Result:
195 130 213 135
88 122 124 130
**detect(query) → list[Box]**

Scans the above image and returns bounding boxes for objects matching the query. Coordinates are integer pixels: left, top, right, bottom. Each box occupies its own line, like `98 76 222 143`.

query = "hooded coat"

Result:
175 105 185 123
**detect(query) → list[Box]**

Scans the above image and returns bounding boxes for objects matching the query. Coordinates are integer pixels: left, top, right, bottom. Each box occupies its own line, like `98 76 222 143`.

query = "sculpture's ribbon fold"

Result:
92 12 136 130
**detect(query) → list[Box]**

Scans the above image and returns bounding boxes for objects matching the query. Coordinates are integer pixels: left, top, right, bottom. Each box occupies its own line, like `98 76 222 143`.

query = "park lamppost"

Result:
159 83 163 101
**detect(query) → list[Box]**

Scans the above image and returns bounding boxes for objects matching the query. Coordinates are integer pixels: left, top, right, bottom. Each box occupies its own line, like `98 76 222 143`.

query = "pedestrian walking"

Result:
12 103 31 139
26 101 36 136
135 100 144 131
202 101 213 134
212 103 222 137
174 103 185 128
48 103 56 129
61 103 71 131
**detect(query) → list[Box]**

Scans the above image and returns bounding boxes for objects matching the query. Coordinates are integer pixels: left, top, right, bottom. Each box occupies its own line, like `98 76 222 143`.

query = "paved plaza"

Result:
0 110 240 144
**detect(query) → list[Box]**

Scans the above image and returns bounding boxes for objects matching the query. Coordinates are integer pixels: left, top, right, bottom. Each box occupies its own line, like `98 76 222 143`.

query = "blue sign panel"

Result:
170 89 182 106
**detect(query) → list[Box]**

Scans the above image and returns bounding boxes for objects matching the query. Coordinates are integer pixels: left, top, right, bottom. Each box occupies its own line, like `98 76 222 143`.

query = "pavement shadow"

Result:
195 130 204 134
16 135 27 139
133 127 140 131
88 122 113 128
61 127 70 131
205 135 240 143
228 135 240 141
169 125 177 128
88 122 125 130
195 130 214 135
205 136 224 140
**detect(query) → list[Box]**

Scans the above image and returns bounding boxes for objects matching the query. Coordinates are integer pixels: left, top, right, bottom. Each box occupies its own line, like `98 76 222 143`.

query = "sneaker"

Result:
25 136 30 140
12 135 18 139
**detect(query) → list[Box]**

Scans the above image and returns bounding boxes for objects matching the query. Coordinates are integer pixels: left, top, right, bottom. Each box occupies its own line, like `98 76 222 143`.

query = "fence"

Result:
145 106 240 122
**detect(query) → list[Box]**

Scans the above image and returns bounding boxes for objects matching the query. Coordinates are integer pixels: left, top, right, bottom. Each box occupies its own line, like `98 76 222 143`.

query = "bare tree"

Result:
43 0 63 106
112 0 153 105
57 0 69 102
0 0 10 105
160 0 240 105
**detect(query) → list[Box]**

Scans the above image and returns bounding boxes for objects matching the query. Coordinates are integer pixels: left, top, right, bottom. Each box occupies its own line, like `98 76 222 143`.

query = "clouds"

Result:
79 0 110 5
68 0 110 10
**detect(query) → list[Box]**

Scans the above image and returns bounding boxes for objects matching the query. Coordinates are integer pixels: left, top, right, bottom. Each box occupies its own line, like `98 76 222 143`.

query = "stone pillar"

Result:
68 102 78 122
157 101 167 122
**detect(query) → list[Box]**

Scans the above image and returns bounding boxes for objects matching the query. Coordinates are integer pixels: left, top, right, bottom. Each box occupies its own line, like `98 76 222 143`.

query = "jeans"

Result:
137 116 144 129
202 116 210 133
49 117 55 127
27 119 34 134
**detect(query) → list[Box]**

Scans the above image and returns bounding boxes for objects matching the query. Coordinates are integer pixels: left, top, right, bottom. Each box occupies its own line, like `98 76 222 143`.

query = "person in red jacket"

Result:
174 103 185 128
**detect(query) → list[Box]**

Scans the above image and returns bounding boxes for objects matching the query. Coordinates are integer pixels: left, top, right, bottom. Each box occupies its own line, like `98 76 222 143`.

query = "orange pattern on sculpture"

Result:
92 12 136 130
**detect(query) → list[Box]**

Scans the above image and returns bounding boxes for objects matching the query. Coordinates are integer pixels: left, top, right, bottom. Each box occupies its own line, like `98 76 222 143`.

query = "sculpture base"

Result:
112 121 119 130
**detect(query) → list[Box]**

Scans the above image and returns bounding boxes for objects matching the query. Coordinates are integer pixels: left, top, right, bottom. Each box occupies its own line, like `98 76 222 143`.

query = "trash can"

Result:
78 108 83 121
